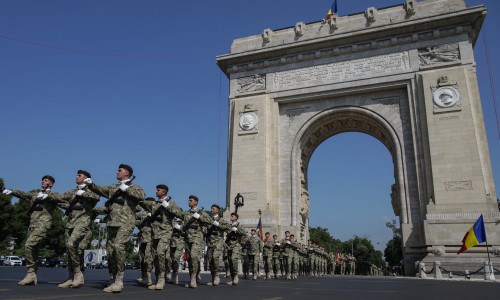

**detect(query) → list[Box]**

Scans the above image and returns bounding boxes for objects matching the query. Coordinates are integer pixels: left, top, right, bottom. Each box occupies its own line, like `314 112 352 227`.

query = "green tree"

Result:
309 226 342 253
342 235 384 267
384 219 403 268
10 194 31 250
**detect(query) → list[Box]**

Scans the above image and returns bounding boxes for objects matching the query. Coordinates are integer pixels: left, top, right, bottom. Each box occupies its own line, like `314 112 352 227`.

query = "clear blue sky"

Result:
1 0 498 252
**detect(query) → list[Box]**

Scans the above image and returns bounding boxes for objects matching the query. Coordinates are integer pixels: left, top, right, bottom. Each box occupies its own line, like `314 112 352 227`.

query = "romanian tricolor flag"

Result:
457 214 487 254
326 0 338 19
256 216 263 240
336 248 341 263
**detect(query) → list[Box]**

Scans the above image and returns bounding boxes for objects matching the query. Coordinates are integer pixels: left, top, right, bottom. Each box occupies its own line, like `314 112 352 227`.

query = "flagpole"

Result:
482 214 494 277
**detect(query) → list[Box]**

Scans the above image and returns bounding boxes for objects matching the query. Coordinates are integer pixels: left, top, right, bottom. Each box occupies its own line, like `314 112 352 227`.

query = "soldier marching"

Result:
2 164 384 293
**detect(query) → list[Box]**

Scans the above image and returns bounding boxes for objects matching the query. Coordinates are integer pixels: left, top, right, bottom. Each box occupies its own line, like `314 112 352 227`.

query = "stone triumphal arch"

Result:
217 0 499 275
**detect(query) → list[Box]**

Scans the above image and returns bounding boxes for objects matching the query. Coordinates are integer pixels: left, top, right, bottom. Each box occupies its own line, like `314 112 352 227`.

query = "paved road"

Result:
0 267 499 300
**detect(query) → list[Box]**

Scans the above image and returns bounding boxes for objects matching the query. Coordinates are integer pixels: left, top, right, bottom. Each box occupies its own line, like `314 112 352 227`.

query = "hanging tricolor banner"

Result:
457 214 487 254
327 0 338 19
256 216 263 240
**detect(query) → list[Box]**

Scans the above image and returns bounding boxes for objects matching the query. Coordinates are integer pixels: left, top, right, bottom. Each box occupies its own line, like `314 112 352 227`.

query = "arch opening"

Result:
307 132 398 252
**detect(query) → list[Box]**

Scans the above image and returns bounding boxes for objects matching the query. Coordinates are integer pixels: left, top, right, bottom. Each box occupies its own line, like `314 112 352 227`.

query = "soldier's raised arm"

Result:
6 189 35 204
84 178 114 199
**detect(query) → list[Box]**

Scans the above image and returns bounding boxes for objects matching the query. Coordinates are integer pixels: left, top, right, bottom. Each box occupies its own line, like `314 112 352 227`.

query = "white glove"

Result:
147 212 151 217
193 212 200 219
231 227 237 232
36 192 48 200
119 182 129 192
83 178 92 184
94 218 100 223
2 189 12 195
76 190 85 196
286 241 291 244
213 221 219 227
276 242 281 246
174 224 181 230
161 200 169 208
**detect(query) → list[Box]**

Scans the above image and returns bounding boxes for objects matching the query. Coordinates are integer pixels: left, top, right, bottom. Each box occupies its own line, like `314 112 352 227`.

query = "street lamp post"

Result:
233 193 244 213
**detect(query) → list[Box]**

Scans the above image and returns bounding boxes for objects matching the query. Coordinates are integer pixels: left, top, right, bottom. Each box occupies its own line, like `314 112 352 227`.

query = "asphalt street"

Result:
0 266 499 300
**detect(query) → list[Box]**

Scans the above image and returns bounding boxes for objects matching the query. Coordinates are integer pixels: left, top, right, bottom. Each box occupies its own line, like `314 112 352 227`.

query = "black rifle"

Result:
105 175 136 208
65 191 85 217
137 196 171 229
103 175 136 222
182 210 201 233
26 191 46 216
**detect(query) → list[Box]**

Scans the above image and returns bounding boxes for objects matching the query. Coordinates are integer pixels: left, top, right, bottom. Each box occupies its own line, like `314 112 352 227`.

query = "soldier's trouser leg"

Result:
58 228 74 288
165 246 172 276
151 239 160 281
242 254 249 276
207 246 215 275
79 229 92 274
106 229 116 282
263 256 271 276
283 255 292 275
272 257 279 276
139 242 152 285
185 241 203 276
251 255 259 278
227 247 240 276
25 224 49 271
208 244 223 276
108 225 133 273
67 226 89 271
223 252 230 276
156 238 170 274
171 247 183 274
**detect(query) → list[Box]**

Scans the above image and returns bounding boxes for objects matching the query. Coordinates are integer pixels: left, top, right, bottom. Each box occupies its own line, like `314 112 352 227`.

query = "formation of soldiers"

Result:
2 164 383 293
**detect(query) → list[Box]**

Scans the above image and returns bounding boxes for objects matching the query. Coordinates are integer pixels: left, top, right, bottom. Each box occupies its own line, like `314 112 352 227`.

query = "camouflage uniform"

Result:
290 240 300 279
225 221 246 285
56 185 99 287
141 197 181 290
10 188 60 284
340 254 347 275
306 242 314 276
222 243 230 277
262 236 274 279
171 207 211 288
280 237 293 279
348 254 356 275
135 209 153 285
88 179 145 292
271 238 281 278
248 234 263 280
168 217 185 284
241 235 250 278
205 214 230 285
